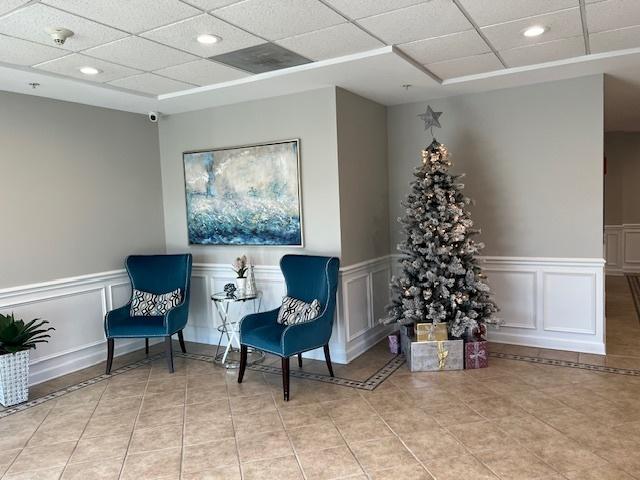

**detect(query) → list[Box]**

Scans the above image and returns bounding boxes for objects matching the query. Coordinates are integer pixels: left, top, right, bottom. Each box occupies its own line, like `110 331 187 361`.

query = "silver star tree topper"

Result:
418 105 443 131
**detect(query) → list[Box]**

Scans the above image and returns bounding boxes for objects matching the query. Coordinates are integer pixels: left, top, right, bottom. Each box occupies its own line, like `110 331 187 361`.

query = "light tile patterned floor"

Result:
1 275 640 479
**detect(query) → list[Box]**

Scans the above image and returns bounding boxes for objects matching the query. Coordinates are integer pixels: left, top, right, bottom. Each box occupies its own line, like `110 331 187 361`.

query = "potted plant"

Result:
232 255 248 293
0 313 54 406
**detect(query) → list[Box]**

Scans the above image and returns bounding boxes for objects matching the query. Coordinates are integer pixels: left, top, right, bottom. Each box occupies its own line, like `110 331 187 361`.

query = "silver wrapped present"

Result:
401 329 463 371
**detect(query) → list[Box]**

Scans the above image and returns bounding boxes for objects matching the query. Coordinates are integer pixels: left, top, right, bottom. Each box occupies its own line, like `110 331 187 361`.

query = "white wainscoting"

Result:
481 257 605 354
0 270 136 386
604 224 640 275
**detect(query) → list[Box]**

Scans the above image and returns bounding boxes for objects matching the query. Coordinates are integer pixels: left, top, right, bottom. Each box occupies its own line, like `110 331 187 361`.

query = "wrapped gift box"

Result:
464 340 488 369
388 332 401 354
400 328 464 371
416 322 448 342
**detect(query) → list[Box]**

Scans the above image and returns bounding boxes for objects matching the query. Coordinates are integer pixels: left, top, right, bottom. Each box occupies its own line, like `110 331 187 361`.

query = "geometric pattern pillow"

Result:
130 288 181 316
276 296 321 325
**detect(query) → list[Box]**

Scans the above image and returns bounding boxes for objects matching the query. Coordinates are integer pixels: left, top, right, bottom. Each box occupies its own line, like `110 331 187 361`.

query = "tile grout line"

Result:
226 370 243 480
179 360 188 480
116 361 153 480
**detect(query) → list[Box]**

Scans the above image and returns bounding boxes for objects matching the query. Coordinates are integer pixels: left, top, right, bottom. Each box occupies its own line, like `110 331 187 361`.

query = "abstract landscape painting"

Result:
183 140 302 246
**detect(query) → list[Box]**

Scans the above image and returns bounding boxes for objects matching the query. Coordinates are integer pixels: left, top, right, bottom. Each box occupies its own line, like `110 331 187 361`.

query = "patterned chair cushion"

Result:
130 288 181 316
276 296 321 325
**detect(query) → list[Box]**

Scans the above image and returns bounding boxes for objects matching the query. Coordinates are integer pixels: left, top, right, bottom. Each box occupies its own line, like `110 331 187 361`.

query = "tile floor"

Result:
2 275 640 479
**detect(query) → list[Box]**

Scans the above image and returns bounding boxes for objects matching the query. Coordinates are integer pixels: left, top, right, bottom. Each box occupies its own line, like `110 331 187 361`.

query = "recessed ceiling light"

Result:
197 34 222 45
79 66 101 75
523 25 547 37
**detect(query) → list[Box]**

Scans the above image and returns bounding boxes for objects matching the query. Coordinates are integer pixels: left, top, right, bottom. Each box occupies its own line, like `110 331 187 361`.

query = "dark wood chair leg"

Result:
106 338 114 374
164 336 174 373
297 353 303 368
323 344 334 377
177 330 187 353
238 345 248 384
282 356 290 401
145 338 149 356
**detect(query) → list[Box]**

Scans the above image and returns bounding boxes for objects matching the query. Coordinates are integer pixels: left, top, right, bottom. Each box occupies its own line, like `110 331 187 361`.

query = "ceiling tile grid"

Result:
141 14 263 56
154 58 248 85
0 33 67 65
108 72 195 94
276 23 383 61
0 3 127 51
0 0 37 17
213 0 345 41
457 0 578 27
500 35 586 67
426 51 504 79
321 0 427 20
41 0 201 34
83 36 199 71
357 0 473 45
399 29 490 65
34 53 142 82
590 24 640 53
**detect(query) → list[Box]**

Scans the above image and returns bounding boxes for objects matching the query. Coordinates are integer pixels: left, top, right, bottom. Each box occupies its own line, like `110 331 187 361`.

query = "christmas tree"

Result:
386 106 497 338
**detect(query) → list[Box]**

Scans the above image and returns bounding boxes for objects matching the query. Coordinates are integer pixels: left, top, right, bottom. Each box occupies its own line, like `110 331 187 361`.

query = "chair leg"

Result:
297 353 303 368
282 356 290 401
323 344 334 377
106 338 114 374
145 338 149 356
238 345 248 384
177 330 187 353
164 336 174 373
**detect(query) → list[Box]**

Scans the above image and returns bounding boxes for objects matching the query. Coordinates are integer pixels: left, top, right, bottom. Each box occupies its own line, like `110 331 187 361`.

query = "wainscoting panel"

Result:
604 224 640 275
481 257 604 354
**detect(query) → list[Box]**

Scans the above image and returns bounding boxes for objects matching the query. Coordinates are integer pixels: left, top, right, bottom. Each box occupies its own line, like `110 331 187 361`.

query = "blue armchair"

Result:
238 254 340 400
104 254 192 373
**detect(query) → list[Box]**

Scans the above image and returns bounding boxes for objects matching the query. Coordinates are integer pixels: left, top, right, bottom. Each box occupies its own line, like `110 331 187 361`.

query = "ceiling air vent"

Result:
208 43 311 74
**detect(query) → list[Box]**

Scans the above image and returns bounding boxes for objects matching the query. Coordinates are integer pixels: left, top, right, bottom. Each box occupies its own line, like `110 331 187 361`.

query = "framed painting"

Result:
183 139 303 246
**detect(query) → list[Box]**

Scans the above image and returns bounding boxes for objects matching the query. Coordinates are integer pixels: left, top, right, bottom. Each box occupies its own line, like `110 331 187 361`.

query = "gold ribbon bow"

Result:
437 341 448 370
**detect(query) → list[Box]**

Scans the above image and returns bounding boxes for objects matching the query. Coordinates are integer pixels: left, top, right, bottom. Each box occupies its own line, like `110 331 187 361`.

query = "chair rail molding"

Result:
391 254 605 354
604 224 640 275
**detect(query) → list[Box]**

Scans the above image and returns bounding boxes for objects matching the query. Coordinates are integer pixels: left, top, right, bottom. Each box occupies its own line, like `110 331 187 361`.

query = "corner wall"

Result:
387 75 606 353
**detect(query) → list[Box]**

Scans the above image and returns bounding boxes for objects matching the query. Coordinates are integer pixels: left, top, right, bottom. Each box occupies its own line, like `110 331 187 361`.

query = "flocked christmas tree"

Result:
385 106 497 338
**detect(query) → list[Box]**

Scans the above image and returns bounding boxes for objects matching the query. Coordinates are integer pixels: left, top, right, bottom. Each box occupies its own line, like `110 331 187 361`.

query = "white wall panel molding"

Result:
604 224 640 275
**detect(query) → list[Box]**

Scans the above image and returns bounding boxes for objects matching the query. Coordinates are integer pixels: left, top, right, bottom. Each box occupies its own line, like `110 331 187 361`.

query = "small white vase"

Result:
235 277 247 294
0 350 29 407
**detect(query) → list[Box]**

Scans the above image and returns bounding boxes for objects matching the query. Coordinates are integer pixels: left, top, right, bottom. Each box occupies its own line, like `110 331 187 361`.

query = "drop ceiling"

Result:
1 0 640 129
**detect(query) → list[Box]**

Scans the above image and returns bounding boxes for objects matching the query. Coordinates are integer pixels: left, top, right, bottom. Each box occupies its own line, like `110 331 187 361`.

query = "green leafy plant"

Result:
0 313 54 355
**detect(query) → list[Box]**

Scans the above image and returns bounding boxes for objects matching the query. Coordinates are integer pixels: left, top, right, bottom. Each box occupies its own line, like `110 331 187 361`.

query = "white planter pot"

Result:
0 350 29 407
235 277 247 294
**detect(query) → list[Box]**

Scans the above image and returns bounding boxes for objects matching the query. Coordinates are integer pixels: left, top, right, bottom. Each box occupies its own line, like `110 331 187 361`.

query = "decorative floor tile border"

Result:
626 274 640 322
179 351 407 391
490 352 640 376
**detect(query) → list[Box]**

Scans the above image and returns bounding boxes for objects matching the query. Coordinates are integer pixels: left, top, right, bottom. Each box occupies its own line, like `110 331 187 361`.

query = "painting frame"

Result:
182 139 304 247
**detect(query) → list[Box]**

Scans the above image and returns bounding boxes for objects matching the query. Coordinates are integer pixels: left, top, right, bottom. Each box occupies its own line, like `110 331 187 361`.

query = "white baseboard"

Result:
488 330 605 355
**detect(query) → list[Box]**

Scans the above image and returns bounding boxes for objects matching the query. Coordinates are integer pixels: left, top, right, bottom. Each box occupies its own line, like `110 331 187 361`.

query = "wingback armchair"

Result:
238 254 340 400
104 254 192 373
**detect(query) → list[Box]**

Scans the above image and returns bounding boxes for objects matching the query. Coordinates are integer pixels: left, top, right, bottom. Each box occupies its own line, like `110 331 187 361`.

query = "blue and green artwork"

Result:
183 140 303 246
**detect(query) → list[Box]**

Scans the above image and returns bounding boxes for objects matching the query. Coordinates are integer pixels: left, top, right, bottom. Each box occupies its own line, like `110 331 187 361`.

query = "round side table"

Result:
211 291 265 368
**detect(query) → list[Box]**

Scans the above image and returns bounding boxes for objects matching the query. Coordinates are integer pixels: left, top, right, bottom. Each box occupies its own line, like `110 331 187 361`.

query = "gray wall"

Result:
388 75 604 258
604 132 640 225
336 88 389 266
158 88 342 265
0 91 165 288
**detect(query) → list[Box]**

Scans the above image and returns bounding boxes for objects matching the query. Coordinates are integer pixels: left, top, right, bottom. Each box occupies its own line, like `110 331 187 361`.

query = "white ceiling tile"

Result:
155 59 248 85
501 36 585 67
34 53 141 82
0 4 128 52
357 0 472 45
214 0 344 41
457 0 577 27
400 30 490 65
590 24 640 53
276 23 383 61
0 1 30 16
109 72 193 94
84 37 198 71
587 0 640 34
141 14 262 56
322 0 426 20
0 33 67 65
186 0 242 9
41 0 200 34
426 52 503 79
481 8 582 51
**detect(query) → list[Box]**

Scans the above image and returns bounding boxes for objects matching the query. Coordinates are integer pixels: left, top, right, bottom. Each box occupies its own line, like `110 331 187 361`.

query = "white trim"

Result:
604 224 640 275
